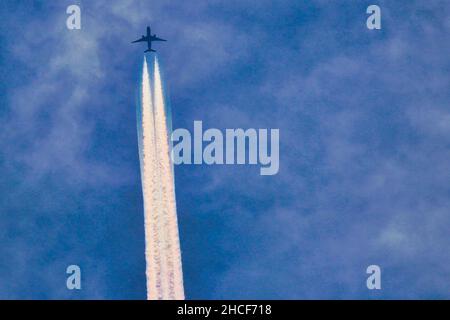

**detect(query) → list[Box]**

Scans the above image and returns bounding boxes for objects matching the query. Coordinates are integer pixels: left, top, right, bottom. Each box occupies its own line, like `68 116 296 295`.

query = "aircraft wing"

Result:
152 36 167 42
132 37 147 43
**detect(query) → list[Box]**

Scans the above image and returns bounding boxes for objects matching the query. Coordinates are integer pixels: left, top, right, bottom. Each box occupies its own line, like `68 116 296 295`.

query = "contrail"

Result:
137 54 184 300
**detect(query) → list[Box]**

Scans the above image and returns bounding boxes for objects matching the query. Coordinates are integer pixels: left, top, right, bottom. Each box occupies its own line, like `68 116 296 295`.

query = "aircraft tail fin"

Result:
145 49 156 53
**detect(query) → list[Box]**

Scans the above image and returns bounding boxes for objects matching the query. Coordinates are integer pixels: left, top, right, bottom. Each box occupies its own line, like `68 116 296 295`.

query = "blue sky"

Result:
0 0 450 299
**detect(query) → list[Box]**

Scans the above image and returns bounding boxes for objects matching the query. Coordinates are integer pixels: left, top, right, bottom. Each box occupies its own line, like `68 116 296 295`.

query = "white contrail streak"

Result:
137 55 184 300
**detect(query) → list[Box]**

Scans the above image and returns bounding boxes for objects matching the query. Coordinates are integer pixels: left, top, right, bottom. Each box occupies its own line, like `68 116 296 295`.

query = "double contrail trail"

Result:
137 55 184 300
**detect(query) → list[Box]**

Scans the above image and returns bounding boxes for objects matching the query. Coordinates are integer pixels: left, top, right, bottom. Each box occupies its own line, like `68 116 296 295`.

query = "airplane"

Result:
132 26 166 52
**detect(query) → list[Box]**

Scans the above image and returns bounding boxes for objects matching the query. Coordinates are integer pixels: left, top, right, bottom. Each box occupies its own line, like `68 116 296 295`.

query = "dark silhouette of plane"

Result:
132 26 166 52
